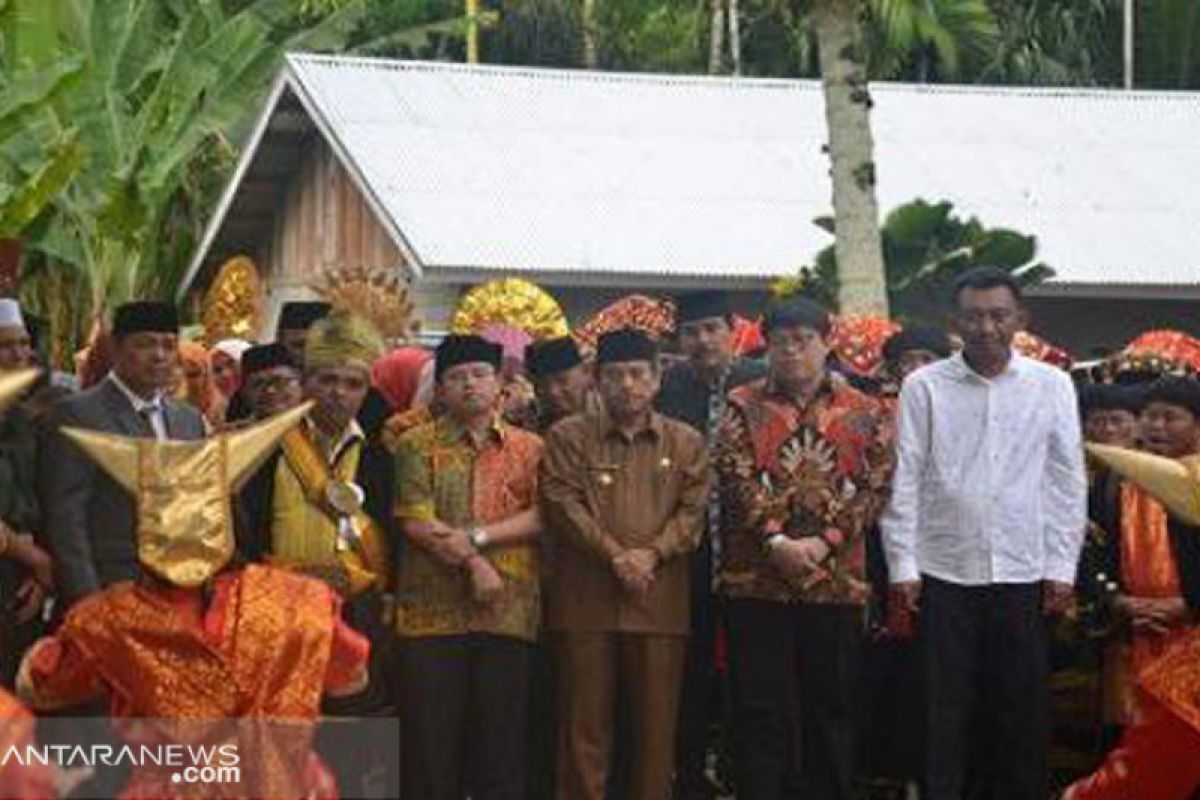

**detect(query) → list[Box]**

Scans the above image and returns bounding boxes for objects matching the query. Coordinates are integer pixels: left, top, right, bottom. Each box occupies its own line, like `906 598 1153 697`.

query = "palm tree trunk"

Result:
812 0 888 316
728 0 742 75
581 0 598 69
709 0 726 74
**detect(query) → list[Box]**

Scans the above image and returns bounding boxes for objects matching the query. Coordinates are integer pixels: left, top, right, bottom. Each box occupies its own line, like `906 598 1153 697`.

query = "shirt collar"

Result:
763 371 835 406
439 413 507 448
597 408 663 442
304 416 364 461
948 349 1026 383
108 371 164 412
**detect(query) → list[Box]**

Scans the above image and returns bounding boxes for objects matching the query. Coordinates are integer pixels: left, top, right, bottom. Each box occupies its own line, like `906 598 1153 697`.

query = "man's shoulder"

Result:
51 382 116 427
1017 354 1073 387
906 357 958 387
393 414 441 451
829 379 884 414
163 396 205 429
546 411 593 437
658 413 706 448
504 424 544 455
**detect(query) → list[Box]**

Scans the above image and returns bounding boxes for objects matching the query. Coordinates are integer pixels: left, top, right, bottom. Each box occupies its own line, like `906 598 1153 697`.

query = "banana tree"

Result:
0 0 365 354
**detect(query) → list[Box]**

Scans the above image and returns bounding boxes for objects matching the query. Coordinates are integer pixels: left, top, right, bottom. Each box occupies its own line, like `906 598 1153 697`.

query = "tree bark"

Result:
709 0 726 74
581 0 598 69
728 0 742 74
812 0 888 316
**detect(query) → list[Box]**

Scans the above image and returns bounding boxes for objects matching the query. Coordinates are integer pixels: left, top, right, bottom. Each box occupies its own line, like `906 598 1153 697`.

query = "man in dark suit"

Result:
657 291 765 800
39 301 206 604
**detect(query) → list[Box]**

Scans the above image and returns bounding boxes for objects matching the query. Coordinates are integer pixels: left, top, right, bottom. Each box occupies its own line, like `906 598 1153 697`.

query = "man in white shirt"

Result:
40 301 206 604
882 267 1087 800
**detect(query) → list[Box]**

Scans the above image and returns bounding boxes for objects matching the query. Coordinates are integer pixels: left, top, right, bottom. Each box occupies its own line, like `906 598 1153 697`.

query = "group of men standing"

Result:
4 259 1198 799
386 265 1092 800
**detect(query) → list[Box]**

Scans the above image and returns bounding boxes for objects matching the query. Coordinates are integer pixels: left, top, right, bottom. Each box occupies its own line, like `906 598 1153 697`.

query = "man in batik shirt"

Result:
656 291 764 800
715 297 891 800
393 334 544 800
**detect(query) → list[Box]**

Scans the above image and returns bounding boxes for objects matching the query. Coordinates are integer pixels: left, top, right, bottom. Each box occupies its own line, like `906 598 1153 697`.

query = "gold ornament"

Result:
450 279 569 340
1087 443 1200 527
202 256 263 344
61 403 312 587
574 294 676 355
312 266 420 343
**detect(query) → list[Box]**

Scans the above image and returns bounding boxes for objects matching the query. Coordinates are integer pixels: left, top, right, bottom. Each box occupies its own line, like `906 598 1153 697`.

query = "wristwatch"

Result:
468 526 490 550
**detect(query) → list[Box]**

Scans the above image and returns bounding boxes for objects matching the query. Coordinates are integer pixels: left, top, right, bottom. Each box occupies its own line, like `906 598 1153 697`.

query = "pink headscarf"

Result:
371 346 433 413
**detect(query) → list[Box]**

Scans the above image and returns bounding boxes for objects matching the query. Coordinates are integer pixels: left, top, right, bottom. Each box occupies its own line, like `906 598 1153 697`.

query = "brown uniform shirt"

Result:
540 409 709 635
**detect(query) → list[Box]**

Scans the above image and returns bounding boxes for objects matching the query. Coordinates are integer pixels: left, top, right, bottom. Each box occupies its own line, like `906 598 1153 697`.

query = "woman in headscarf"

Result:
177 341 225 427
210 338 252 399
371 345 433 414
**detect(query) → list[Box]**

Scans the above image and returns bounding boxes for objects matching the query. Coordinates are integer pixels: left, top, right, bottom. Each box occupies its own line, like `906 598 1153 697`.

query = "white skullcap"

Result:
0 299 25 330
212 338 253 363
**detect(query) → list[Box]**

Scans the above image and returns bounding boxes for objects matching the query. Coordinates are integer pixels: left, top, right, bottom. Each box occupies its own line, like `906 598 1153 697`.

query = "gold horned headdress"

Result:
313 266 420 344
61 403 312 587
0 369 38 410
1087 442 1200 527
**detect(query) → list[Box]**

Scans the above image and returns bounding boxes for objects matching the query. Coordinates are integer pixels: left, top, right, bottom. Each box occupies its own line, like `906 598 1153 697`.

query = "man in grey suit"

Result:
40 301 206 604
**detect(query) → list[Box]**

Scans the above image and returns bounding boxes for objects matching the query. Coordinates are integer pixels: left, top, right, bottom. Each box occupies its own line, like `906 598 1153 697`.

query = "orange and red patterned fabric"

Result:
828 315 902 378
0 688 54 800
574 295 676 354
1012 330 1073 370
22 565 367 800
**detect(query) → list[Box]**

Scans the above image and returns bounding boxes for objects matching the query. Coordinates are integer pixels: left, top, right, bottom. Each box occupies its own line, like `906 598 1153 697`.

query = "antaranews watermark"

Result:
2 743 241 785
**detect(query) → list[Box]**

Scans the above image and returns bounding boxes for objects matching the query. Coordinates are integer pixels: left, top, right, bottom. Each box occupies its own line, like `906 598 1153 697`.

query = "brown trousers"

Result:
553 631 687 800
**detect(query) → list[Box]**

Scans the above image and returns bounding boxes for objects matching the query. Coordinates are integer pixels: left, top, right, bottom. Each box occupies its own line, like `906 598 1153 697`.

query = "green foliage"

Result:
1137 0 1200 88
865 0 1000 80
794 198 1055 323
0 0 366 356
348 0 485 60
983 0 1120 86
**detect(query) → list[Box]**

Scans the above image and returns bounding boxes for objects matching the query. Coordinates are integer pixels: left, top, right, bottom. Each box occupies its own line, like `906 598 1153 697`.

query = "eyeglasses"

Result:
247 374 299 393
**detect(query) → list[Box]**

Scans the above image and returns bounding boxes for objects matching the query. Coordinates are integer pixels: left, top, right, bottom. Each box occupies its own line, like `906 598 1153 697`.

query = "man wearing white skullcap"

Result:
0 299 32 372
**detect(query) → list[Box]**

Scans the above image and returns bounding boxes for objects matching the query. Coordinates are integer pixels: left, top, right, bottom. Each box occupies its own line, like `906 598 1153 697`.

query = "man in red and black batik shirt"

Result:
715 297 892 800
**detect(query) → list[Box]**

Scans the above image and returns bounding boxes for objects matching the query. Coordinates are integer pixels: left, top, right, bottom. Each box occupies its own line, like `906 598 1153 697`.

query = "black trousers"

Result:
397 634 533 800
675 538 719 798
921 577 1049 800
726 598 862 800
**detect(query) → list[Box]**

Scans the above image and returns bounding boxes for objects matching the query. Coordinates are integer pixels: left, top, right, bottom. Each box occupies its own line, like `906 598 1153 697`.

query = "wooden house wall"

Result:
267 139 406 291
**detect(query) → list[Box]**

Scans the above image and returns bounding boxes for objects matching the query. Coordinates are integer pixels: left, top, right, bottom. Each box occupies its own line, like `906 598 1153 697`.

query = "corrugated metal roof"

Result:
207 54 1200 288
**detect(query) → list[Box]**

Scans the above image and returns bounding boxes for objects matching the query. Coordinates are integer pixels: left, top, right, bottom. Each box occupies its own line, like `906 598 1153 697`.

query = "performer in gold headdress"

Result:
16 404 370 799
1064 439 1200 800
1076 374 1200 734
237 312 394 630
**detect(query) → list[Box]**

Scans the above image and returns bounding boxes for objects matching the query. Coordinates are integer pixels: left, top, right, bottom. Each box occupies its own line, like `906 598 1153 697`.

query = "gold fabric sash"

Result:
279 428 390 594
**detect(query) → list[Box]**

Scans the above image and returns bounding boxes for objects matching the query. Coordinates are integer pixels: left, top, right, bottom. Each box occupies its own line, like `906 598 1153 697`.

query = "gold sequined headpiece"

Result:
61 404 311 587
304 311 384 374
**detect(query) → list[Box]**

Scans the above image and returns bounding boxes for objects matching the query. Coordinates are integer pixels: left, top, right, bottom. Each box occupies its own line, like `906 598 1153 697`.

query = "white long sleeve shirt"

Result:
881 351 1087 586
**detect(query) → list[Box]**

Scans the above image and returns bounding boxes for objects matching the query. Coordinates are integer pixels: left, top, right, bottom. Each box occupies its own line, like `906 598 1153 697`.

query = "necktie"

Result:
139 403 163 439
